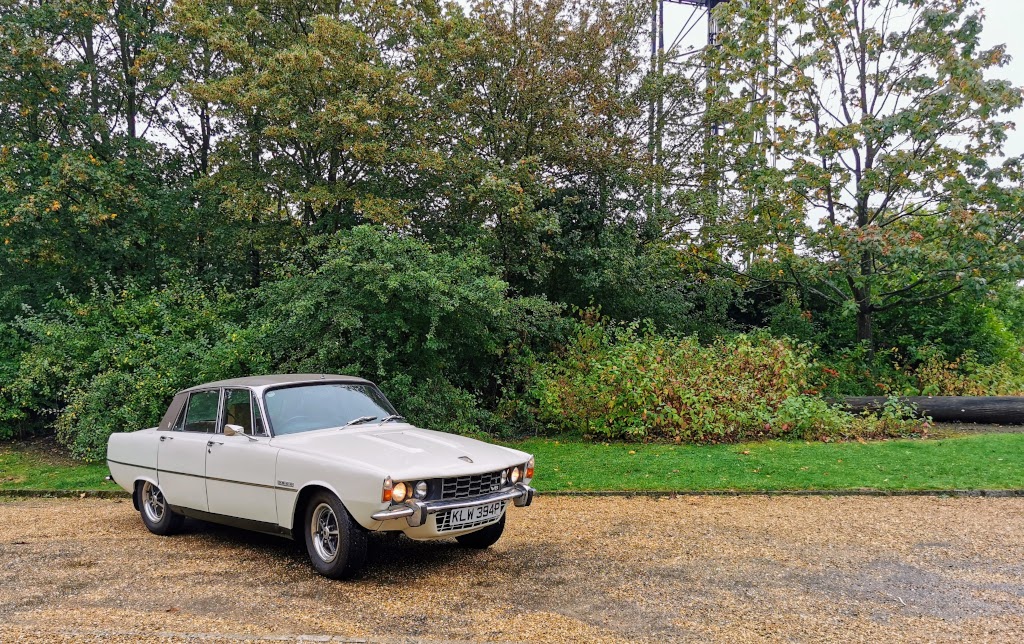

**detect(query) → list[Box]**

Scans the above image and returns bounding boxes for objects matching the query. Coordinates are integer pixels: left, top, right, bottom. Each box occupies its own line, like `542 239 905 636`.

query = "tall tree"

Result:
0 0 190 315
706 0 1024 353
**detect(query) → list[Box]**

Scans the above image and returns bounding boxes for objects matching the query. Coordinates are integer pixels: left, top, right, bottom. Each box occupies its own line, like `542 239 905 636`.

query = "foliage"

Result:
0 281 268 459
533 317 919 442
251 225 565 435
1 0 1022 457
819 343 1024 397
706 0 1024 351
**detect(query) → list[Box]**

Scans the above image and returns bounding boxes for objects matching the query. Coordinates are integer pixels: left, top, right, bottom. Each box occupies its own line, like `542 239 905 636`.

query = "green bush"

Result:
0 281 269 460
818 343 1024 398
0 227 566 457
533 319 918 442
251 225 564 435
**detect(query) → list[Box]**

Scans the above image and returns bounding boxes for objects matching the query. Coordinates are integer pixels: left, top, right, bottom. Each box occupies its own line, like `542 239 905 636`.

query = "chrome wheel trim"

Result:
311 502 340 564
142 481 166 524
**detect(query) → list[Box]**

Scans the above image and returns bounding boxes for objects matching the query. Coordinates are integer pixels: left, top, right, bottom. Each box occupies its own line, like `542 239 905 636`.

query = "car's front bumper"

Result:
371 482 536 527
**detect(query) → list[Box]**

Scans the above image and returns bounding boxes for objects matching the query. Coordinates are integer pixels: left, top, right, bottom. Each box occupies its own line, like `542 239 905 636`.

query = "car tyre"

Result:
455 512 506 549
138 481 184 536
304 490 368 579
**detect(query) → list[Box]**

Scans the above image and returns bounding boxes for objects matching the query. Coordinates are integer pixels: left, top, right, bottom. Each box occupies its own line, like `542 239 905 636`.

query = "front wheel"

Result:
455 513 506 549
138 481 184 535
303 491 367 579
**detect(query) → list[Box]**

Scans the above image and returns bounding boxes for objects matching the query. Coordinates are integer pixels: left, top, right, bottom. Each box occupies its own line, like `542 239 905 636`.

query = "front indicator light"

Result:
392 481 408 503
382 476 394 502
526 457 534 480
414 480 428 499
510 466 521 484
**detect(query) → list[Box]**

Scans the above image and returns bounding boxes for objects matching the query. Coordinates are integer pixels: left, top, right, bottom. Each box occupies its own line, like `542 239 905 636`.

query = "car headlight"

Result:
510 466 521 484
413 480 428 499
392 481 408 503
500 469 508 486
526 457 534 480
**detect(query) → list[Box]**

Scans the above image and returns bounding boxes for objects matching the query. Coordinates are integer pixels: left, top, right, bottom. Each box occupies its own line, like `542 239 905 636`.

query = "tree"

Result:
0 0 192 315
706 0 1024 353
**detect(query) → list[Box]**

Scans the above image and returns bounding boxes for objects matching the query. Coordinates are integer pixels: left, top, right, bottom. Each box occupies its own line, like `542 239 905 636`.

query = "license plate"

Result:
445 501 504 529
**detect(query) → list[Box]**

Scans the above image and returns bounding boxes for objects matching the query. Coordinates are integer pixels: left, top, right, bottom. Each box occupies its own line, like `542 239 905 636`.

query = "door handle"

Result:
206 440 223 453
160 435 173 442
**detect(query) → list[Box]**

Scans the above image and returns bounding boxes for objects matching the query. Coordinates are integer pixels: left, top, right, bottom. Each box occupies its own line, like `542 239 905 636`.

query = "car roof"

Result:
178 374 372 394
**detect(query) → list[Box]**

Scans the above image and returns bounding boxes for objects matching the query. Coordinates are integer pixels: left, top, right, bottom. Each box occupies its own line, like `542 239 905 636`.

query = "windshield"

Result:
263 383 398 436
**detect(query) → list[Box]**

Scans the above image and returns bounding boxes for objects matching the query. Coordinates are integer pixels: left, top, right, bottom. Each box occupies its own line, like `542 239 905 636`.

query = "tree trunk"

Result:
856 304 873 356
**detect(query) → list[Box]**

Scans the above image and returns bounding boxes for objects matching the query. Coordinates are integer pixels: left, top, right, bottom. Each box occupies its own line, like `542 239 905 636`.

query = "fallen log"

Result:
842 396 1024 425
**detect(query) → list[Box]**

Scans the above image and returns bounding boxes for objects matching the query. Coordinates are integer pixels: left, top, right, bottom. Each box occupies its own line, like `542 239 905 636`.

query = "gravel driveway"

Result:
1 496 1022 643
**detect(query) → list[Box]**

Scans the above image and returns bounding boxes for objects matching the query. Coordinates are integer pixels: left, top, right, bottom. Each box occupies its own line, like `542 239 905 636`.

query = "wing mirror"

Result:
223 424 257 441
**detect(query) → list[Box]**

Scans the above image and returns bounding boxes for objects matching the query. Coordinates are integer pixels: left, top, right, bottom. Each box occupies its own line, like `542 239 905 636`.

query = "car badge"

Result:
459 456 473 463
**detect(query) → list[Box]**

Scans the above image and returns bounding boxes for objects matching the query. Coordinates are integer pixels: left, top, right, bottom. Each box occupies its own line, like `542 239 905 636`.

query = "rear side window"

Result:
181 390 220 433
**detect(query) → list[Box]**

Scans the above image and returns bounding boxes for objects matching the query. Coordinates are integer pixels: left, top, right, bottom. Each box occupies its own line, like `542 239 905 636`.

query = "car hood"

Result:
269 424 531 479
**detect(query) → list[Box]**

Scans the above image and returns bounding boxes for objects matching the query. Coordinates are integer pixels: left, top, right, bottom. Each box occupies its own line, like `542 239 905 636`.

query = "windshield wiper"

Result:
344 415 378 427
380 414 406 424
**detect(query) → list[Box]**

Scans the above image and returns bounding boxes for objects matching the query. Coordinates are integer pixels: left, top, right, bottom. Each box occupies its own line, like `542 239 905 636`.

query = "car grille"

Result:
440 470 504 500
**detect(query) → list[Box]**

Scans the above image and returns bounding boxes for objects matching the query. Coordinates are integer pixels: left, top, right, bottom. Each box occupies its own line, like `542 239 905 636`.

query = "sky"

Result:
977 0 1024 159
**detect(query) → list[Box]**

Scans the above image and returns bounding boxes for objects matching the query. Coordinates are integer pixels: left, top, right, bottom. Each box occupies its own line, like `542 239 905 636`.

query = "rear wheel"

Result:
455 513 506 549
138 481 184 535
303 491 367 579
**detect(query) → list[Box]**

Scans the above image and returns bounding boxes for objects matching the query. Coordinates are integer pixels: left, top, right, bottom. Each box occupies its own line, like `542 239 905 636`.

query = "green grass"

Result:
516 433 1024 492
0 446 118 491
1 432 1022 493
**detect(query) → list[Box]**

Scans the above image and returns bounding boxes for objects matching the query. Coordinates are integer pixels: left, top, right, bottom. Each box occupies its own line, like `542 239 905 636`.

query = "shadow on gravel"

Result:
176 517 484 580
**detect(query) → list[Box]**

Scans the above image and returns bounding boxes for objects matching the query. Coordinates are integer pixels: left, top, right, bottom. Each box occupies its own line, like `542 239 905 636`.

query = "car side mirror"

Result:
223 424 256 440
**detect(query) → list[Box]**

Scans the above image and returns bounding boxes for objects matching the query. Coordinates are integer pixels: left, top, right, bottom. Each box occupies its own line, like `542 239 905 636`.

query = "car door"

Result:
205 388 279 524
157 388 220 512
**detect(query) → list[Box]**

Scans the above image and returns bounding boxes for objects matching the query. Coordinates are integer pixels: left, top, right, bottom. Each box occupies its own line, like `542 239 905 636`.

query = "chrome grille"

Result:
440 470 504 500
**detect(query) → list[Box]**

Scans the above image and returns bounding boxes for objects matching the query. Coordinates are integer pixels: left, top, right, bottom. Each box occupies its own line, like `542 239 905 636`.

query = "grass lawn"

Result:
518 432 1024 492
1 432 1022 493
0 444 118 491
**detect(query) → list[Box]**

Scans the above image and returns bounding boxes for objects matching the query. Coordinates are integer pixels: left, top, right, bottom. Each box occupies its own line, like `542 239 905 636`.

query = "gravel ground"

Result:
1 496 1022 643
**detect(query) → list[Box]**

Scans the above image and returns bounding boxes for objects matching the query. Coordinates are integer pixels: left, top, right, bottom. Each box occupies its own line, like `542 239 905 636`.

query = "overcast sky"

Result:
977 0 1024 159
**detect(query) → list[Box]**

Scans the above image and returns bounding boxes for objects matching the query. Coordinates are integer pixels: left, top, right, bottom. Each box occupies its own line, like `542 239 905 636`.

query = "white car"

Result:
107 374 535 578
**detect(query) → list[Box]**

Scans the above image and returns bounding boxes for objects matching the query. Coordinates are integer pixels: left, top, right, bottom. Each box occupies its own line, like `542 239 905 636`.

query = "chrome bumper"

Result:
371 482 536 527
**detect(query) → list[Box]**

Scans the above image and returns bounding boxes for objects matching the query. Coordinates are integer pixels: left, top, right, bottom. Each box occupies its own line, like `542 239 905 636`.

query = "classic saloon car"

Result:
107 374 535 579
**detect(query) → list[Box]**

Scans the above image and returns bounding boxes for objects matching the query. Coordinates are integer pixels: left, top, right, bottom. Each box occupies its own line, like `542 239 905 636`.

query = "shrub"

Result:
818 344 1024 397
251 226 564 435
1 281 269 460
533 319 918 442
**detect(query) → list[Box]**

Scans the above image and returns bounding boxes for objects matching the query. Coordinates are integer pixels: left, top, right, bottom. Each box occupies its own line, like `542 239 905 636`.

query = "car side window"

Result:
182 390 220 433
171 401 188 431
223 388 256 435
253 400 268 437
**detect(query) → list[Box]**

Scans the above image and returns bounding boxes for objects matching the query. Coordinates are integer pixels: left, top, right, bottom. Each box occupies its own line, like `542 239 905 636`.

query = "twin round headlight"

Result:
383 476 429 503
507 458 535 485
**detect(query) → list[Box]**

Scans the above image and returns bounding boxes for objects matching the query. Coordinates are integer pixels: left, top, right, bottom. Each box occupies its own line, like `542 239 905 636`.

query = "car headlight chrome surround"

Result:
413 480 428 499
392 481 408 503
